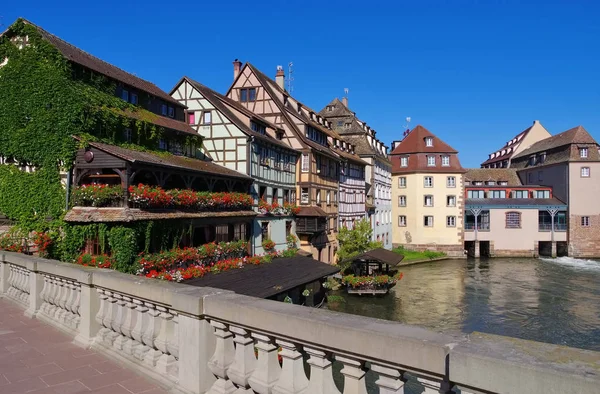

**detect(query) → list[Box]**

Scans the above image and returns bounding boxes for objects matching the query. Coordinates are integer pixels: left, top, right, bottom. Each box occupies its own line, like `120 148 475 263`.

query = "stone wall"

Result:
569 214 600 257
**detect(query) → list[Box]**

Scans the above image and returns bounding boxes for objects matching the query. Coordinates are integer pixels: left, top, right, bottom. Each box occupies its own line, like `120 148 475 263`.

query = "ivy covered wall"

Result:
0 19 199 232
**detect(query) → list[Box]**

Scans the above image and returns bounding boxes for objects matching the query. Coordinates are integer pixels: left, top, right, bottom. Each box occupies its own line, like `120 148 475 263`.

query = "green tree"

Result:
336 218 382 268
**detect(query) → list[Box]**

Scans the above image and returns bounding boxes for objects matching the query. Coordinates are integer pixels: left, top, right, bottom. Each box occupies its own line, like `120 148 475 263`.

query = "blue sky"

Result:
3 0 599 167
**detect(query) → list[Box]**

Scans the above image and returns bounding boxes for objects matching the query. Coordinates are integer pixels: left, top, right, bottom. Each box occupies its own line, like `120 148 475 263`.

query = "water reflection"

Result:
329 257 600 351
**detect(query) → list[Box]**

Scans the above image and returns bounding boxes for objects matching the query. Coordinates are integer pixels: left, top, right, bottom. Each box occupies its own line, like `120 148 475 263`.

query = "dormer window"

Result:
344 123 351 129
121 89 129 102
327 105 333 112
528 155 536 166
441 155 450 166
276 131 284 140
425 137 433 147
427 156 435 167
580 147 588 158
130 93 138 105
168 106 175 118
251 121 266 134
400 156 408 167
297 103 302 114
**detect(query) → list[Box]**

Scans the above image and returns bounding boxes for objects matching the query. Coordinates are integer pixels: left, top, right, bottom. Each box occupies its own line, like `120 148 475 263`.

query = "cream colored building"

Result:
390 126 465 257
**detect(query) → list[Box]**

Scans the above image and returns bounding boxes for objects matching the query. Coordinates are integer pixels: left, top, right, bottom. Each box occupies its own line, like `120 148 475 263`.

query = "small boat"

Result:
341 248 404 296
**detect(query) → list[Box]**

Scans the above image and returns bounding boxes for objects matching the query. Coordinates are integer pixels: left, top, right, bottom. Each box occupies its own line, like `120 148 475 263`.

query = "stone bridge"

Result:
0 252 599 394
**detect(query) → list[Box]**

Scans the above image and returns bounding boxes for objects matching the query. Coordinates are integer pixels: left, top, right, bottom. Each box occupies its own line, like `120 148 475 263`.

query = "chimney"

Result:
276 65 285 90
342 97 348 107
233 59 242 80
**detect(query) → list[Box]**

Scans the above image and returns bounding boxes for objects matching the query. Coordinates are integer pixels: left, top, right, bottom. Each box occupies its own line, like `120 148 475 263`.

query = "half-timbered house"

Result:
170 77 299 254
226 61 366 263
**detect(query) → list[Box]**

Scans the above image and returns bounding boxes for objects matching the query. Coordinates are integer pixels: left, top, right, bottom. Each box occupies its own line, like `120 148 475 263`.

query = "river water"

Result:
329 257 600 352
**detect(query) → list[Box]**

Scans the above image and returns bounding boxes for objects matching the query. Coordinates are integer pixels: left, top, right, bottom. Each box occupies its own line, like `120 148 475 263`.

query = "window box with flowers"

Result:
342 272 404 295
262 238 276 252
258 199 300 216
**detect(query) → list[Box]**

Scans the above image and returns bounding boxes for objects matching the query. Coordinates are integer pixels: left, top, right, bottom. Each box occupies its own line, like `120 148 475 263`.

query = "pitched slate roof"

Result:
318 98 354 118
514 126 598 159
464 168 523 186
390 125 458 154
481 125 532 166
85 141 251 180
64 207 256 223
342 135 391 164
181 77 295 151
185 256 339 298
21 19 182 107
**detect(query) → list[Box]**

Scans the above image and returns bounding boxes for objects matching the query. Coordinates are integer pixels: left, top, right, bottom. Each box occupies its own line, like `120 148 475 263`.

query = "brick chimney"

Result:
233 59 242 80
342 97 348 107
275 65 285 90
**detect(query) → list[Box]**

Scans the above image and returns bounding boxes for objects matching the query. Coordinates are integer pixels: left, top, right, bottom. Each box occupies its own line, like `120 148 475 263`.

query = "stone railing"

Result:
1 251 599 394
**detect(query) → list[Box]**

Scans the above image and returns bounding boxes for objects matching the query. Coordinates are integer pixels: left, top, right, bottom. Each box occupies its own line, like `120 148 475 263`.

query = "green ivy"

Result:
107 227 139 274
0 18 200 232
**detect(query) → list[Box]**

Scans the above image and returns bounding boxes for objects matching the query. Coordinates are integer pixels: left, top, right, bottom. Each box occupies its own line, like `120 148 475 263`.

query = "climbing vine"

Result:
0 18 199 234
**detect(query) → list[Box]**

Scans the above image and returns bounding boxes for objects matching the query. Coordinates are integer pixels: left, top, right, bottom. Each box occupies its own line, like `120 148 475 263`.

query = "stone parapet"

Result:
1 251 599 394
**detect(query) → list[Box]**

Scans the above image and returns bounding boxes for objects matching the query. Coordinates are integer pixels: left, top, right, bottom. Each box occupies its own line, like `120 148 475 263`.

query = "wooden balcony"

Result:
296 217 326 234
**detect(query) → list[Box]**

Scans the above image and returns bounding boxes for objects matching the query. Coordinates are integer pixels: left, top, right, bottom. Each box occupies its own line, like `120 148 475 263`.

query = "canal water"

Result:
329 256 600 351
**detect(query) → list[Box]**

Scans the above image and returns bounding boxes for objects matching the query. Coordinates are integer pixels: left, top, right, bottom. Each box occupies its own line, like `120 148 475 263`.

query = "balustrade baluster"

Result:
304 347 340 394
6 266 15 298
273 339 308 394
121 296 137 355
39 275 49 315
142 302 162 367
416 377 454 394
104 291 119 346
95 289 110 342
207 320 236 394
65 281 78 327
46 277 58 316
166 312 179 365
371 364 406 394
112 293 127 350
228 326 256 393
155 307 176 374
131 299 149 361
72 283 81 328
56 279 69 323
336 355 367 394
248 333 281 394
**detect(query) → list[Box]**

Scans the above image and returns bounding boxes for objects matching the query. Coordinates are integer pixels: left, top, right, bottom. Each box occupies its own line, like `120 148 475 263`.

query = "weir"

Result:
1 251 599 394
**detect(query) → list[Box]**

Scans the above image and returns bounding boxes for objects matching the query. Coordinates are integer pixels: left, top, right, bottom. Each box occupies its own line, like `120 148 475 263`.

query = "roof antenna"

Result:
287 62 294 94
402 117 411 138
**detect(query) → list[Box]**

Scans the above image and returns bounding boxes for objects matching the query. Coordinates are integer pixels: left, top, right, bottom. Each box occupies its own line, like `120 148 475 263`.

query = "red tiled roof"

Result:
64 207 256 223
390 125 458 154
22 19 182 107
513 126 598 159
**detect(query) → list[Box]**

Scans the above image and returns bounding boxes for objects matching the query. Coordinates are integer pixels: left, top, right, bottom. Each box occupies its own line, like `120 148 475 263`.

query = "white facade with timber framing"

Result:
226 61 367 263
170 77 299 255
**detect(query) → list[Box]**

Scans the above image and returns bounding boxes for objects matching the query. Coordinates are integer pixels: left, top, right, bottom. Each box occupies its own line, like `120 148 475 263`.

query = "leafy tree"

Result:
336 218 382 267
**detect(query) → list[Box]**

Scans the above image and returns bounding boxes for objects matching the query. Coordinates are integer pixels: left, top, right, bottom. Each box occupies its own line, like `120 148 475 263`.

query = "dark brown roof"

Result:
481 125 533 166
349 248 405 267
513 126 598 159
86 141 251 180
391 125 458 154
112 108 196 136
464 168 523 186
464 198 566 207
64 207 256 223
296 206 328 217
343 135 391 164
181 77 295 151
185 256 339 298
22 19 182 107
318 98 354 118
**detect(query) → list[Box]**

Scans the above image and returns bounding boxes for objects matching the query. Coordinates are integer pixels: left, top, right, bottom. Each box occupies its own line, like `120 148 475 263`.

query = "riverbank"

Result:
392 247 450 265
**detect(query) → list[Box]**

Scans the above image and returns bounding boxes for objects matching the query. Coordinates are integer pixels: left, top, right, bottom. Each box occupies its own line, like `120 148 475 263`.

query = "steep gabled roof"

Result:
481 125 533 166
513 126 598 159
19 19 182 107
318 98 353 118
342 135 391 164
181 77 295 151
390 125 458 154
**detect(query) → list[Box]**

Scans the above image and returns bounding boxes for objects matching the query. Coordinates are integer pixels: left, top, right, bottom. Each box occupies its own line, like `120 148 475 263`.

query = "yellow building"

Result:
390 126 466 257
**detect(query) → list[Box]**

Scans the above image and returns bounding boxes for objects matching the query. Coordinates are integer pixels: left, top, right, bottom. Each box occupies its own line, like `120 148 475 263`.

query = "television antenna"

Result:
288 62 294 94
402 117 411 138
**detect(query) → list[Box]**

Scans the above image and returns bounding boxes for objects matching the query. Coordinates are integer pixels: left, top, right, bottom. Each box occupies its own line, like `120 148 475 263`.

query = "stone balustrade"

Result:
1 251 599 394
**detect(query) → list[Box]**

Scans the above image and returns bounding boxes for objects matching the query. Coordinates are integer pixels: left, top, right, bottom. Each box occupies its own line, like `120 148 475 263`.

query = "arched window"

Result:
505 212 521 228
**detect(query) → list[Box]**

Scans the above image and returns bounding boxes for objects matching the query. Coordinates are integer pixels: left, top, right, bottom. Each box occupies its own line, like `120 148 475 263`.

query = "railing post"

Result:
248 333 281 394
25 261 43 318
371 364 406 394
416 376 454 394
0 260 9 294
305 347 340 394
177 312 216 393
74 279 100 347
273 339 308 394
228 326 256 393
207 320 236 394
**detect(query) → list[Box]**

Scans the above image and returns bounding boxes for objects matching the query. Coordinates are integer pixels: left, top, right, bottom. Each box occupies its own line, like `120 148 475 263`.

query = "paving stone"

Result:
28 380 91 394
79 368 138 390
118 377 160 393
40 366 100 386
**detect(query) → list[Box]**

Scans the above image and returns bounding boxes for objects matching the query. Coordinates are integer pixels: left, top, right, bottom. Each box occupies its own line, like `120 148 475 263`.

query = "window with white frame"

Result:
447 176 456 187
513 190 528 198
467 190 484 198
427 156 435 166
424 176 433 187
535 190 550 198
398 195 406 207
301 188 309 204
301 154 309 172
425 137 433 147
490 190 506 198
441 155 450 166
202 111 212 125
581 167 590 177
423 216 434 227
398 215 406 227
398 177 406 188
581 216 590 227
424 195 433 207
446 216 456 227
400 156 408 167
505 212 521 228
447 195 456 207
580 147 588 158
